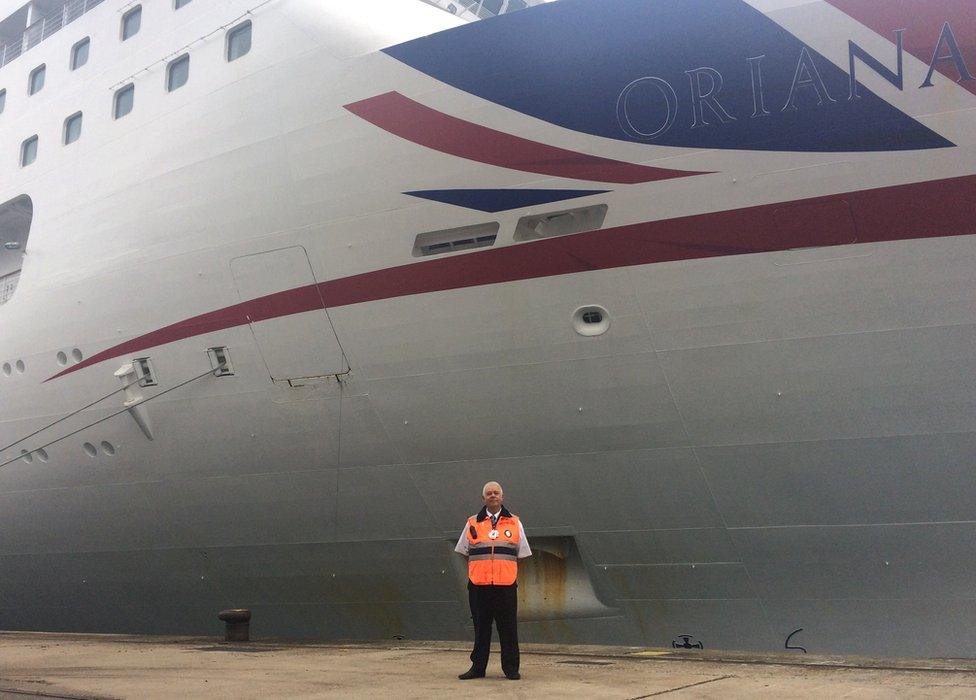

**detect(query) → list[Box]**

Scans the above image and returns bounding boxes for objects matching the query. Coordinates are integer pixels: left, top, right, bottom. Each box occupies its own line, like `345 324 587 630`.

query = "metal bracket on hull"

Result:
115 362 155 441
0 362 226 471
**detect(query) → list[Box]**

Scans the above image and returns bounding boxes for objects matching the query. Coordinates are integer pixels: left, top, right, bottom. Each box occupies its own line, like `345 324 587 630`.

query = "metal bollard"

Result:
218 608 251 642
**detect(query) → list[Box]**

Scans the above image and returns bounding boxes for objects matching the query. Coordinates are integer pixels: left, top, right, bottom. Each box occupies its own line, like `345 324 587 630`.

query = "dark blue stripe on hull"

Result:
405 188 610 212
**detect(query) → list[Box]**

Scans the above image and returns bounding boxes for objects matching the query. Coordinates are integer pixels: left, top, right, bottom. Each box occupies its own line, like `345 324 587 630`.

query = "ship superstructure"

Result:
1 0 976 659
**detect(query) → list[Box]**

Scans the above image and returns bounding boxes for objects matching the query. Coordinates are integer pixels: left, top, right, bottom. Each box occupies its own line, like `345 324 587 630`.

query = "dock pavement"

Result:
2 632 975 698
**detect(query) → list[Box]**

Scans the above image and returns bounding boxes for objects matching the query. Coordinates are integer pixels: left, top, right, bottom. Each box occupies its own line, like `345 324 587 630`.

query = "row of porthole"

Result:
84 441 117 457
15 18 253 167
2 360 26 375
2 0 201 115
2 347 85 376
20 447 48 463
21 440 116 463
57 348 84 366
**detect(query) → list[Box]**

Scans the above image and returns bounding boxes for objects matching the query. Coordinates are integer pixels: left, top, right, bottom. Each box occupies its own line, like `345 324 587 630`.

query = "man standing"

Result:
455 481 531 680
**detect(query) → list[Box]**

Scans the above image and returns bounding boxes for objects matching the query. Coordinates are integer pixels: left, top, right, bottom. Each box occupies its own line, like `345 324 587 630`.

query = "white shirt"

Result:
454 512 532 559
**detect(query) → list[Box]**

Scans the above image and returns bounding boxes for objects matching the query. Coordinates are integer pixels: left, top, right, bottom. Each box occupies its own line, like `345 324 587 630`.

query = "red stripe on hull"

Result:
825 0 976 95
343 91 707 184
48 174 976 382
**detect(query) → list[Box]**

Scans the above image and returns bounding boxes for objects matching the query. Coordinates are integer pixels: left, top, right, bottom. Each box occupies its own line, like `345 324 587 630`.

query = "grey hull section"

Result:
0 426 976 657
2 499 976 657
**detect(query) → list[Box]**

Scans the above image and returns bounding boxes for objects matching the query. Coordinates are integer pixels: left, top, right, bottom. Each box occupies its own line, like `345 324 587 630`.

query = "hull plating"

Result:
1 0 975 658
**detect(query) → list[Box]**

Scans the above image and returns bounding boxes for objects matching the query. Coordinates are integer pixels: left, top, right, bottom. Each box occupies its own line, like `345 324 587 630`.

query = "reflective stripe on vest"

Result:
466 514 521 585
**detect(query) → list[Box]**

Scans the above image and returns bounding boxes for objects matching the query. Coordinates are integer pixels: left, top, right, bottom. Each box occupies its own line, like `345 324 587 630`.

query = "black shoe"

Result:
458 668 485 680
505 672 521 680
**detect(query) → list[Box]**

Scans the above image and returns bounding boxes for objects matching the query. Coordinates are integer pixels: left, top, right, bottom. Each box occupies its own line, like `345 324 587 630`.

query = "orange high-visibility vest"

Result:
466 512 521 585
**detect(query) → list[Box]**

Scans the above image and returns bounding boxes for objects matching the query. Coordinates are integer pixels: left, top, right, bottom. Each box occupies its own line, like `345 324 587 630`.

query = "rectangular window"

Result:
174 0 192 7
70 37 90 70
114 83 134 119
166 54 189 92
226 21 251 61
20 136 38 166
28 65 45 95
0 89 6 114
121 6 141 40
63 112 83 145
412 222 499 257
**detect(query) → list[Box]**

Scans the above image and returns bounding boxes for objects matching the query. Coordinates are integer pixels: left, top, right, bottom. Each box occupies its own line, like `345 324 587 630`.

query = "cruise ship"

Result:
1 0 975 659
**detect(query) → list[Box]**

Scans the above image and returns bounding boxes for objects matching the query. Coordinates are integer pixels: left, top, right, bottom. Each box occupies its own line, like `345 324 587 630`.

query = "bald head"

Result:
482 481 504 514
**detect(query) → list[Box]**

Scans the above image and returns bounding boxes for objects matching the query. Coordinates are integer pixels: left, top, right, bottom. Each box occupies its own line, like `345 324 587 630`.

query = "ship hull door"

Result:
231 246 348 382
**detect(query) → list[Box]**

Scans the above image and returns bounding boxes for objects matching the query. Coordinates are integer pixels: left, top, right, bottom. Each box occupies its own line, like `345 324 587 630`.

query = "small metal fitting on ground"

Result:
218 608 251 642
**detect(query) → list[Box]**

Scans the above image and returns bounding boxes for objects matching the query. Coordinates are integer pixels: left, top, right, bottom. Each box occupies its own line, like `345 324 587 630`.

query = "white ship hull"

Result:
1 0 975 657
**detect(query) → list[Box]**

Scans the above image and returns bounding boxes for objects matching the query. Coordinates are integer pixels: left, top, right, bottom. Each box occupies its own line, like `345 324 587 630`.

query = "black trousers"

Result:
467 581 519 674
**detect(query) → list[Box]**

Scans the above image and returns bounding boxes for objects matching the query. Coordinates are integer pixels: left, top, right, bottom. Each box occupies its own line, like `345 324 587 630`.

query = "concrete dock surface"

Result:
2 633 976 699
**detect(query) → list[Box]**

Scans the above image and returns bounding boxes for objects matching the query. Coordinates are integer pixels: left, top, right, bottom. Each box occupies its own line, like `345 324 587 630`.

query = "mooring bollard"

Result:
218 608 251 642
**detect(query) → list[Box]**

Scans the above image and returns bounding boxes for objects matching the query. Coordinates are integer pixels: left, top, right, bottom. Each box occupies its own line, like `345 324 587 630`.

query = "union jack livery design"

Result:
1 0 976 659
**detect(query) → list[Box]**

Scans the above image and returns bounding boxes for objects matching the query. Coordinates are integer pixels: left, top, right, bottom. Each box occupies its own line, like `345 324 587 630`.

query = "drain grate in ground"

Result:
193 645 284 653
556 660 614 666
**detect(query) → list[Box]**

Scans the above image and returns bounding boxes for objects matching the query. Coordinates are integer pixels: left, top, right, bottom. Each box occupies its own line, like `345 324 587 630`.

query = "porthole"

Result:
28 64 45 96
114 83 134 119
226 20 252 62
15 359 25 373
71 348 83 362
573 305 610 337
20 135 38 167
165 53 189 92
70 37 90 71
82 442 97 457
2 362 10 376
100 441 116 456
121 6 141 41
57 351 67 366
63 112 83 145
20 449 32 464
36 448 49 462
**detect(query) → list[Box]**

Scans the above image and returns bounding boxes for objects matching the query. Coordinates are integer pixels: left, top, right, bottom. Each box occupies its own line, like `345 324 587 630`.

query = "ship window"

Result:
63 112 83 145
226 21 251 61
513 203 609 241
114 83 134 118
28 65 45 95
412 222 499 257
0 195 33 306
166 54 189 91
0 89 5 114
121 6 142 41
70 37 90 70
174 0 192 8
20 136 37 166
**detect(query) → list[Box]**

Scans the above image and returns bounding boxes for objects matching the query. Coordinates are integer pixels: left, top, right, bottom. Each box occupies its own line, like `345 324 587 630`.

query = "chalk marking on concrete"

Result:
626 674 734 699
0 686 113 700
